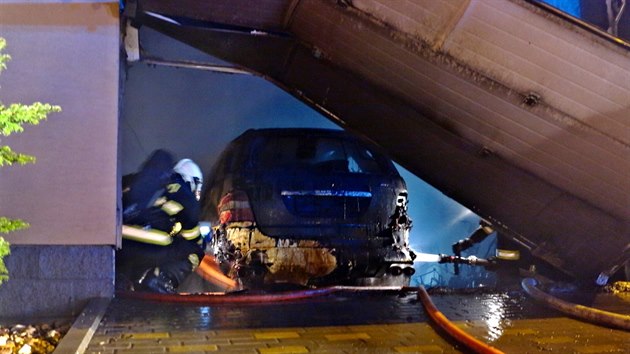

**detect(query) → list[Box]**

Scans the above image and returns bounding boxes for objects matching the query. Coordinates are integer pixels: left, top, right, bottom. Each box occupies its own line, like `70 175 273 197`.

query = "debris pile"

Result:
606 281 630 294
0 322 69 354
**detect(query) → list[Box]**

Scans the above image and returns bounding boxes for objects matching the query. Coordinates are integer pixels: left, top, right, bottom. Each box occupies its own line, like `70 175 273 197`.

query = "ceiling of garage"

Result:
125 0 630 281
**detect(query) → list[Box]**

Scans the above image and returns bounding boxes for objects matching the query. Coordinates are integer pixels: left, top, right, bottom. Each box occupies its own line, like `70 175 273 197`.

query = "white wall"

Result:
0 1 119 245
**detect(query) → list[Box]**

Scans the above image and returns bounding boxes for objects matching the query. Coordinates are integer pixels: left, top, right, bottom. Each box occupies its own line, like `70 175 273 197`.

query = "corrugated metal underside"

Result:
135 0 629 280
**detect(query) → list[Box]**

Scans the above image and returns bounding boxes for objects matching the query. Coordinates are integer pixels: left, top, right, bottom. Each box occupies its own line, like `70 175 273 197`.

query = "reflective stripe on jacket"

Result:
122 225 173 246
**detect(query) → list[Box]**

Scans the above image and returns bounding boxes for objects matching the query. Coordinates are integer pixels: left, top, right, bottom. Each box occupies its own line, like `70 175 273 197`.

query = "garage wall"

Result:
0 1 119 317
0 0 119 245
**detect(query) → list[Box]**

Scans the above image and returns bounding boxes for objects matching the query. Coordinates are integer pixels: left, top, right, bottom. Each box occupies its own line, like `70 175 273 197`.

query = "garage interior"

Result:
119 0 630 285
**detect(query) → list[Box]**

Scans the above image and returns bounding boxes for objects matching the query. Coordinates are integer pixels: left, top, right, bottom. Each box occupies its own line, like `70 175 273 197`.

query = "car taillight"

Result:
217 190 254 224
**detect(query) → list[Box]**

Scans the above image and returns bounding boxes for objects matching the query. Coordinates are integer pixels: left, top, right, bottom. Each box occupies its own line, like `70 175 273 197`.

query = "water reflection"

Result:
197 306 212 327
480 293 508 342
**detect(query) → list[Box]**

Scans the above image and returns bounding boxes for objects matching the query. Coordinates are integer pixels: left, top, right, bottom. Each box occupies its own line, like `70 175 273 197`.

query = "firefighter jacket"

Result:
122 172 201 246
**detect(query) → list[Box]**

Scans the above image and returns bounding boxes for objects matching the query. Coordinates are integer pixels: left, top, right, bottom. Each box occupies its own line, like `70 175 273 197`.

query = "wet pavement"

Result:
79 286 629 353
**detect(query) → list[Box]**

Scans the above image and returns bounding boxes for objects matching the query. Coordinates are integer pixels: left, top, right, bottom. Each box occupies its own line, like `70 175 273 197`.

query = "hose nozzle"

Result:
438 254 496 270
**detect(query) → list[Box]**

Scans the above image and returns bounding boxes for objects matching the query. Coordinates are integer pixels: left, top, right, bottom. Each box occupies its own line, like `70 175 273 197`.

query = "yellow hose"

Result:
521 278 630 331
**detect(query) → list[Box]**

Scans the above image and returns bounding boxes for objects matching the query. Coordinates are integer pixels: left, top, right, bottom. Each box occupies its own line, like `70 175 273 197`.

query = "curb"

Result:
53 297 111 354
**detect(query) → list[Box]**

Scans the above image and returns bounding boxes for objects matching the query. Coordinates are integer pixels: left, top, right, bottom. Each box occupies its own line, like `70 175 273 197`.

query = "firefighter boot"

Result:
136 267 177 294
161 254 200 287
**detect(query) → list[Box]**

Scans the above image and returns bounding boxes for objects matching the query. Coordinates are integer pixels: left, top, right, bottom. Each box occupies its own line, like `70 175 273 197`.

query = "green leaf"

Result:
0 237 10 285
0 145 36 166
0 37 10 72
0 37 60 287
0 217 29 234
0 102 61 136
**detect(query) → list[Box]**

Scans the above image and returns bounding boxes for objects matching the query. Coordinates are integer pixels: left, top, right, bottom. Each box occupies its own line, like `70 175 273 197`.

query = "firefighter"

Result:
116 150 205 294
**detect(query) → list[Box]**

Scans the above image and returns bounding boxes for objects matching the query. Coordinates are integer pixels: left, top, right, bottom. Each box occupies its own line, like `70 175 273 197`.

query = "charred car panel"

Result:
202 128 415 288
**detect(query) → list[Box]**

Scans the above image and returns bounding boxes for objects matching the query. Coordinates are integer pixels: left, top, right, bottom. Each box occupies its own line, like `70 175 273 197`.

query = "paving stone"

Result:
258 345 309 354
167 343 219 352
254 331 301 339
79 289 630 353
128 347 166 353
215 346 259 353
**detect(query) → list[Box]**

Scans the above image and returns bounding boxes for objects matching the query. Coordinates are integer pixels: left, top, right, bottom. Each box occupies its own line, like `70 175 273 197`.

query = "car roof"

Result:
235 128 385 147
240 127 348 137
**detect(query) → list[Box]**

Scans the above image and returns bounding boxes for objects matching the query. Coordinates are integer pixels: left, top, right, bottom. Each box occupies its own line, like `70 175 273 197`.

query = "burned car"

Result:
201 128 415 288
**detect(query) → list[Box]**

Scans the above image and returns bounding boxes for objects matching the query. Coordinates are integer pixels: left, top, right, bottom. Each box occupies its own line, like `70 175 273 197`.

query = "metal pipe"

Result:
141 57 254 75
606 0 627 36
388 265 403 276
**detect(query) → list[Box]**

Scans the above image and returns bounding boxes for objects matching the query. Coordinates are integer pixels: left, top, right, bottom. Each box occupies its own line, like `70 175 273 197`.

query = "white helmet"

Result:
173 158 203 200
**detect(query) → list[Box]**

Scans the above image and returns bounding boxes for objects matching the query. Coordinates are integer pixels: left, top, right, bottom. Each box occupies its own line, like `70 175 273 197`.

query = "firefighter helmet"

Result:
174 158 203 199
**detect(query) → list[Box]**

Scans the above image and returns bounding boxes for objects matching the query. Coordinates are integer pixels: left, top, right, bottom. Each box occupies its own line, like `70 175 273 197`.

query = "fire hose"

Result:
117 254 505 352
118 286 342 303
521 278 630 331
117 285 505 353
417 286 505 354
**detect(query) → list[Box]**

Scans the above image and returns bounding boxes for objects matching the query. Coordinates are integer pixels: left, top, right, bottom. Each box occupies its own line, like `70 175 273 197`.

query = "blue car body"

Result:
202 128 415 287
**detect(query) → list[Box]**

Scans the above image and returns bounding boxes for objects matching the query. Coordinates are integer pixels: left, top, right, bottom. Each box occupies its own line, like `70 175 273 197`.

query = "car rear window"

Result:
254 136 386 174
